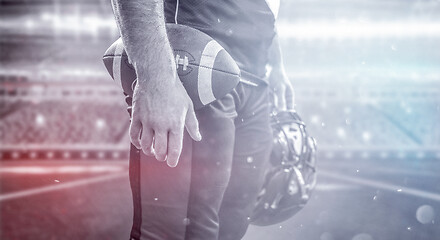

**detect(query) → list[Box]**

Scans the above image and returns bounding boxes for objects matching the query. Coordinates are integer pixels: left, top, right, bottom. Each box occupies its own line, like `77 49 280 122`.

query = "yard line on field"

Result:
0 165 126 174
318 164 439 177
320 170 440 201
0 172 127 202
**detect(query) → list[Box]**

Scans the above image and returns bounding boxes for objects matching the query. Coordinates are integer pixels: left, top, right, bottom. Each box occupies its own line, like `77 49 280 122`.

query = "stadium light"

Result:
397 152 406 159
25 19 35 29
362 131 371 142
336 127 346 138
35 114 46 126
96 119 106 130
380 152 389 159
29 152 37 159
40 12 52 21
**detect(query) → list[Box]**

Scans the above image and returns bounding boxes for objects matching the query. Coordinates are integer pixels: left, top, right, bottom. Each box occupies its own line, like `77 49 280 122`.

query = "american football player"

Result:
111 0 294 239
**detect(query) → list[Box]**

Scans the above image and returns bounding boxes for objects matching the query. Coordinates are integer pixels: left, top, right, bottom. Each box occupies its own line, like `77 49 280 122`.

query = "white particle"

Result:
337 128 346 138
311 115 320 124
154 197 158 201
362 132 371 142
96 119 106 129
54 180 60 183
35 114 45 126
183 217 191 225
397 189 402 192
246 156 253 163
407 227 411 231
416 205 435 224
373 196 377 200
356 169 359 173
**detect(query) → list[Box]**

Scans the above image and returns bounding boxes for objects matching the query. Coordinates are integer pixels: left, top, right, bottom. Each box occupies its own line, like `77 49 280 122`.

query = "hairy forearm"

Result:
267 33 285 74
111 0 176 85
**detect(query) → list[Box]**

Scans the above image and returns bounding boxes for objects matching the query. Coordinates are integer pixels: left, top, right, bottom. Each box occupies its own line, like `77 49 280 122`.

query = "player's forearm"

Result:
111 0 176 85
267 33 286 75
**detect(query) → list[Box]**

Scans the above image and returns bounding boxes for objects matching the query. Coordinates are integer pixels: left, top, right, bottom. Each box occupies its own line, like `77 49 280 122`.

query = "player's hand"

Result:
268 68 295 111
129 66 202 168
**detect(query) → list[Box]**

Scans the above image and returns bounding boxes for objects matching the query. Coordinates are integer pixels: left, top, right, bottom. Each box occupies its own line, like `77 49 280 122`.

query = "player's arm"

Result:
267 33 295 110
111 0 201 167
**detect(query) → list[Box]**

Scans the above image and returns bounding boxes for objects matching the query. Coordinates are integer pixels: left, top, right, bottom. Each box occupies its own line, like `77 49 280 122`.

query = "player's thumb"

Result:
129 119 142 149
185 106 202 141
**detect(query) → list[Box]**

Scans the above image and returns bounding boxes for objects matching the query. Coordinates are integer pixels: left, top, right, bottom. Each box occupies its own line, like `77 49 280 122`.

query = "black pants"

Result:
129 82 273 240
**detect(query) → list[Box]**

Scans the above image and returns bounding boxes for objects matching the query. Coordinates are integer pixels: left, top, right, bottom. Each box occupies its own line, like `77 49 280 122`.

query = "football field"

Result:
1 154 439 240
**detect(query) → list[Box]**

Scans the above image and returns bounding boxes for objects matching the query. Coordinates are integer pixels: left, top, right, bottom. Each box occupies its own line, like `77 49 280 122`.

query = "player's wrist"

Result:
134 53 177 86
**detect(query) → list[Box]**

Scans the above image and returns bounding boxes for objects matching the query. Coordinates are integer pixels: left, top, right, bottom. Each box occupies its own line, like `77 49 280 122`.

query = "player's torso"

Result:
164 0 278 78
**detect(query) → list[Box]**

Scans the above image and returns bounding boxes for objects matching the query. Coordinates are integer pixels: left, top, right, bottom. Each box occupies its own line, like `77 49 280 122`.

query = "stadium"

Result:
1 0 439 239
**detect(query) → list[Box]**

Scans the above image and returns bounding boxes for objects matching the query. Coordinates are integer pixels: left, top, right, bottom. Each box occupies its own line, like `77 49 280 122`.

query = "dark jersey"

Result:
164 0 276 80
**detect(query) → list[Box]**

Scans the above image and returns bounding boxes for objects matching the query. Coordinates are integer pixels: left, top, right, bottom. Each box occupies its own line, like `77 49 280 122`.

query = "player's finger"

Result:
153 131 168 162
129 118 142 149
185 105 202 141
140 126 154 156
285 84 295 110
166 130 183 167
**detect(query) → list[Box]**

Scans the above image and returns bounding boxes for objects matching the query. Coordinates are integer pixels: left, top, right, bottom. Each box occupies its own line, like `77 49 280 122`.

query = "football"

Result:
102 23 241 110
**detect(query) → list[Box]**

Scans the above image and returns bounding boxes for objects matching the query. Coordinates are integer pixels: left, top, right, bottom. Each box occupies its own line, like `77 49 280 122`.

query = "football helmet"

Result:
250 110 317 226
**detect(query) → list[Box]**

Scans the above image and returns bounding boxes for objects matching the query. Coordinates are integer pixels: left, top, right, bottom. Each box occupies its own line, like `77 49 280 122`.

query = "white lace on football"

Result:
175 0 180 24
175 54 189 71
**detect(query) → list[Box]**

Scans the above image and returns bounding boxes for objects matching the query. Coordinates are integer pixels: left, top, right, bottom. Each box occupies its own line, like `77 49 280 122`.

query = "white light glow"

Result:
35 114 45 126
96 119 106 129
362 131 371 142
278 21 440 39
337 127 346 138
